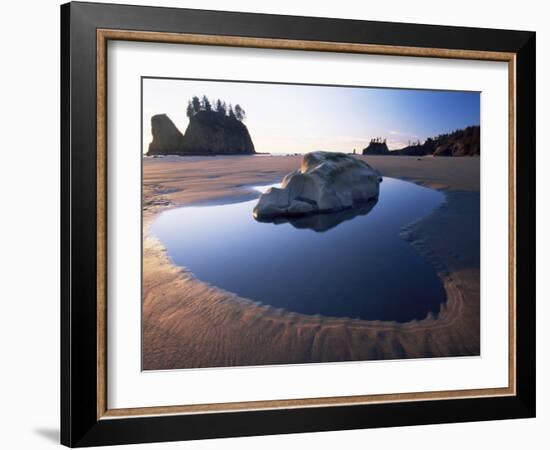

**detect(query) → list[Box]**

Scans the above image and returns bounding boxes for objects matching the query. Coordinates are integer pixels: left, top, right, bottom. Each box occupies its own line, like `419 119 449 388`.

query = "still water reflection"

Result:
150 178 446 322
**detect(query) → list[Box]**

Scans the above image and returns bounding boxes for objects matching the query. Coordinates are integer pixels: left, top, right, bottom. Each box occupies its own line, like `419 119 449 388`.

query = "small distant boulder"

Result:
253 151 381 219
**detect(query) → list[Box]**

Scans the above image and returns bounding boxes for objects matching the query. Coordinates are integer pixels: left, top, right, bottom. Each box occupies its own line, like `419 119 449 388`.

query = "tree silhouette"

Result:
201 95 212 112
234 104 246 121
186 96 246 120
228 104 236 119
186 100 194 119
191 96 201 114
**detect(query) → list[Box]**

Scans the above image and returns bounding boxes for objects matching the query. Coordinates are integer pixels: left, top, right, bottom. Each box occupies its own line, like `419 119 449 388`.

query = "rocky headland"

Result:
362 126 480 157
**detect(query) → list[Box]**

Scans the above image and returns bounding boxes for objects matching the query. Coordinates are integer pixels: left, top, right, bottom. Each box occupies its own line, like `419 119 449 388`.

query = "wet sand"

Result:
142 155 480 370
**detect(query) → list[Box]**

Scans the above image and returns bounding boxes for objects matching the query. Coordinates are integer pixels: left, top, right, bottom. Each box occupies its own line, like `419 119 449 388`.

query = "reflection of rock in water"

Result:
255 197 378 232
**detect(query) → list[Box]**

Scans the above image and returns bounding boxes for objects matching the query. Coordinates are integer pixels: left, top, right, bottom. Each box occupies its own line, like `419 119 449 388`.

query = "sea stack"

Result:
253 151 381 219
181 110 255 155
362 140 390 155
148 114 186 155
147 111 255 156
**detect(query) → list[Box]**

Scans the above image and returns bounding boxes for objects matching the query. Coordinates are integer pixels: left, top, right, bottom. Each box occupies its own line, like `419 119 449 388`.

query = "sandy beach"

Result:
142 155 480 370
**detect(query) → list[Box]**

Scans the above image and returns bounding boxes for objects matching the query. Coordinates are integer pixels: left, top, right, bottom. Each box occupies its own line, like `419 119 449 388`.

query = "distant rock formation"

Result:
391 143 428 157
148 114 186 155
253 151 381 220
362 141 389 155
147 110 255 155
364 126 480 157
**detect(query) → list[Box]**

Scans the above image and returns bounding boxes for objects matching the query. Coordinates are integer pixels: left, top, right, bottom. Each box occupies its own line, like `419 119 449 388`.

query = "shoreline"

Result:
142 155 480 370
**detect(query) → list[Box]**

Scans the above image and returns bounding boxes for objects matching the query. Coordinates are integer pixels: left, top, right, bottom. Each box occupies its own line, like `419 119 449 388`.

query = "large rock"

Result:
147 110 255 156
148 114 186 155
181 110 255 155
253 151 381 219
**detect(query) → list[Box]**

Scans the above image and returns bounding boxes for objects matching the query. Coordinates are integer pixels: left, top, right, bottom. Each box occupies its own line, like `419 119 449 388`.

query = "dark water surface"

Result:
151 178 446 322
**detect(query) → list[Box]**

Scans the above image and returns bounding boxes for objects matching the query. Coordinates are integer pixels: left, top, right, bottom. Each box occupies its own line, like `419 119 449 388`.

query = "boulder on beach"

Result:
253 151 382 219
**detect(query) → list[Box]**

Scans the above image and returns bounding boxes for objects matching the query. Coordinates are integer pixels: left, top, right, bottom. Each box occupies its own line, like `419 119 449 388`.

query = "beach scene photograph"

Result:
141 77 481 370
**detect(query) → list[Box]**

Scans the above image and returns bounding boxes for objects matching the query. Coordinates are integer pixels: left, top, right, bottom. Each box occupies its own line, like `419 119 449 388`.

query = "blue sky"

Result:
142 78 480 154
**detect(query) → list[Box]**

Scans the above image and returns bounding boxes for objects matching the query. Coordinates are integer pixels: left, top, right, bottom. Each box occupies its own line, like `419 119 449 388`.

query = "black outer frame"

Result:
60 1 536 447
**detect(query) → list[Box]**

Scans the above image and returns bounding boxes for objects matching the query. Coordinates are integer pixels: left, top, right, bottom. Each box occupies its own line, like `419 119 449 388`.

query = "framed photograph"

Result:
61 1 536 447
